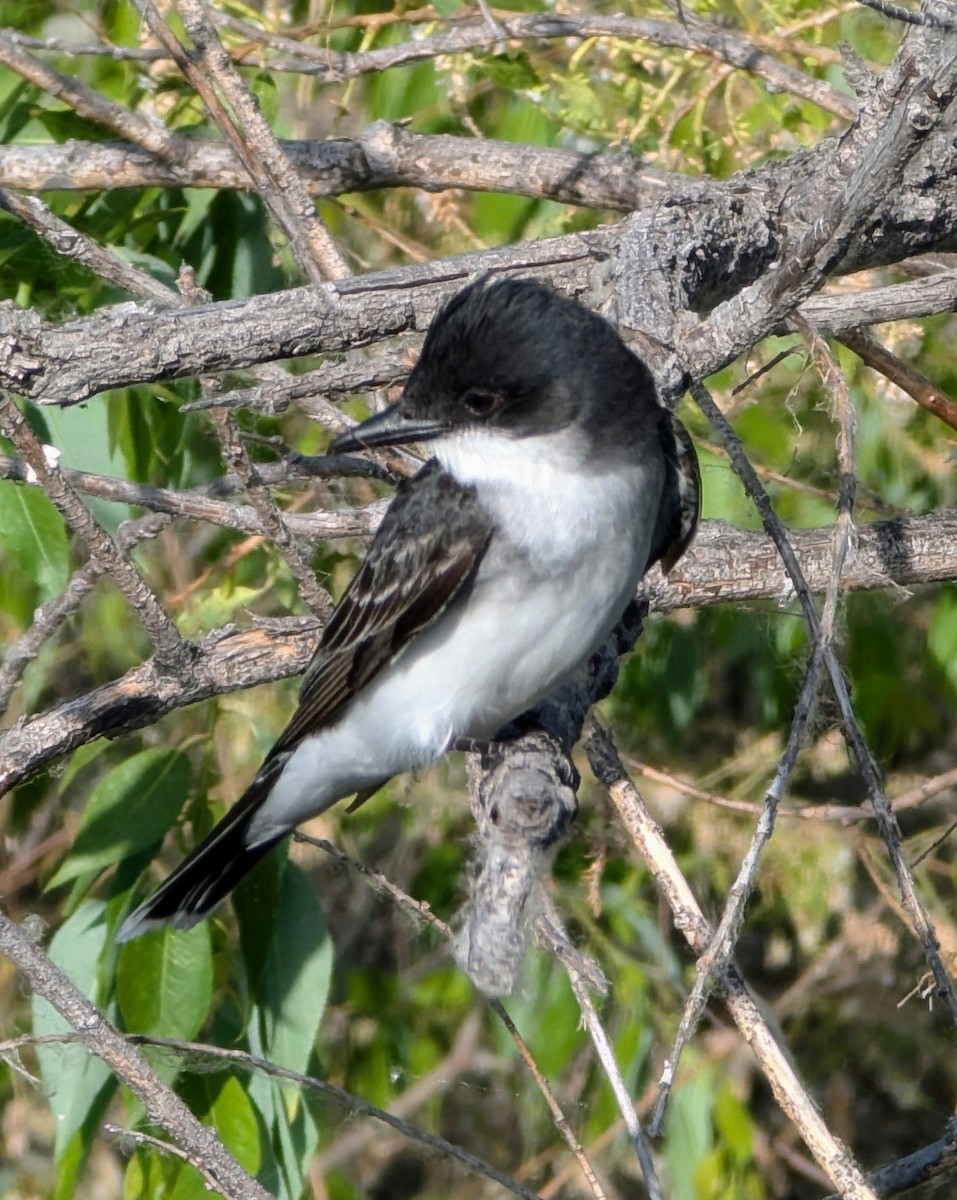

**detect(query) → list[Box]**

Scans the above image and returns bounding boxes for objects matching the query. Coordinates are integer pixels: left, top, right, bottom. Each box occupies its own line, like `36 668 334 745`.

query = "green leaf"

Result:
0 478 69 602
49 748 190 888
116 924 213 1040
234 845 287 994
32 902 116 1162
248 863 333 1073
251 70 278 126
167 1076 261 1200
929 587 957 694
713 1084 756 1165
32 105 113 143
242 866 330 1199
475 51 540 92
663 1064 715 1200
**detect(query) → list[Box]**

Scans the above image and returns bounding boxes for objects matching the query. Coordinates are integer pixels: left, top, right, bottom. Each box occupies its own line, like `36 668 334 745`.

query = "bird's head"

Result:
330 277 658 457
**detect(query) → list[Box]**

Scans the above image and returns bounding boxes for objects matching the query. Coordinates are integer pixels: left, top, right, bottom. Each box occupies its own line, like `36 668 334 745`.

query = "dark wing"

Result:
271 460 493 756
646 412 701 575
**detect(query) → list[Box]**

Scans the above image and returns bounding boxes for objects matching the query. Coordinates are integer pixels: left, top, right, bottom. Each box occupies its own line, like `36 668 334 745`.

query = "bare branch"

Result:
0 910 272 1200
839 326 957 432
209 10 858 119
0 29 180 158
1 507 955 795
652 321 859 1128
137 0 349 285
0 392 187 666
0 126 719 211
0 189 181 306
583 718 880 1200
0 452 381 544
0 513 169 713
535 898 662 1200
694 375 957 1028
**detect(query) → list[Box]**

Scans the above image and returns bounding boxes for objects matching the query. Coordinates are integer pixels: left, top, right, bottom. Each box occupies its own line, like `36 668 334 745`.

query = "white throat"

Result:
434 426 655 576
435 425 586 491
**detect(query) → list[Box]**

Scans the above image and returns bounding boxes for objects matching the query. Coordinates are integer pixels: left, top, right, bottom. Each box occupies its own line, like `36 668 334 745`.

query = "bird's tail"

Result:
116 758 288 943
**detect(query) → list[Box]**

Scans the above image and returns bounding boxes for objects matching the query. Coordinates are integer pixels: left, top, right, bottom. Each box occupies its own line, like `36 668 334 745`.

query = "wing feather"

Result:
271 461 492 755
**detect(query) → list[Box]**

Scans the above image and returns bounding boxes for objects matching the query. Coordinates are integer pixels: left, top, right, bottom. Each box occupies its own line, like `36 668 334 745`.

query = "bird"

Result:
117 276 700 942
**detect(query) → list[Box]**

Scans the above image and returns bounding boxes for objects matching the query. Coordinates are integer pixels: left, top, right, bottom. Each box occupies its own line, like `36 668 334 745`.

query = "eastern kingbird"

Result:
117 277 700 942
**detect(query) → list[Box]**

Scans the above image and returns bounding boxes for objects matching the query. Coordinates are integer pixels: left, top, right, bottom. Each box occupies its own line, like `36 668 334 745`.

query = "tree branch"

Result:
2 507 954 804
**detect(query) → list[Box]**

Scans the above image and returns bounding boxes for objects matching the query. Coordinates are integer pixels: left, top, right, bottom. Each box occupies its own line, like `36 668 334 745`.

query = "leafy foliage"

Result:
2 1 957 1199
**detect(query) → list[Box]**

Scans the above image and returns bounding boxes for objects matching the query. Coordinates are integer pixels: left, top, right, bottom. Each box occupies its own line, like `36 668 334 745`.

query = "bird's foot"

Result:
451 736 497 756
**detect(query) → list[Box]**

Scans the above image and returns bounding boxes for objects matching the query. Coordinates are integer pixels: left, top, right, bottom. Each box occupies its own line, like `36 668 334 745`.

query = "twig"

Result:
651 635 830 1131
839 327 957 432
535 898 662 1200
691 380 957 1029
3 1027 539 1200
102 1124 222 1191
0 189 181 306
136 0 348 285
209 406 334 618
582 718 880 1200
4 506 957 797
0 391 188 668
0 910 272 1200
294 832 607 1197
0 451 383 541
626 757 957 823
316 1011 485 1172
4 9 859 118
0 29 180 157
0 513 169 713
488 999 608 1200
294 832 451 936
212 11 858 120
854 0 957 30
652 320 860 1128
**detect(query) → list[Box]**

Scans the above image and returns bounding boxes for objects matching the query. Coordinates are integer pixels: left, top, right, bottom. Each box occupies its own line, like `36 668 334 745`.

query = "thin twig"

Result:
0 513 169 713
839 327 957 433
4 506 957 798
0 911 272 1200
488 999 608 1200
0 392 187 668
0 189 181 305
211 11 858 119
626 757 957 823
173 255 336 621
102 1124 222 1192
0 451 383 541
294 832 607 1197
0 29 180 156
691 380 957 1030
535 898 662 1200
2 1028 539 1200
583 717 880 1200
652 320 861 1128
136 0 349 285
208 406 334 618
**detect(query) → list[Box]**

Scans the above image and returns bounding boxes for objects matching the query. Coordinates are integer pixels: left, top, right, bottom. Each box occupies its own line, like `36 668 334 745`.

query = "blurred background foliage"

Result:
1 0 957 1198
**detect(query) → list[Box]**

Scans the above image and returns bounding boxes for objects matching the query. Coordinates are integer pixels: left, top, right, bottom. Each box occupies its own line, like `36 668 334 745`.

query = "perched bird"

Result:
117 277 700 942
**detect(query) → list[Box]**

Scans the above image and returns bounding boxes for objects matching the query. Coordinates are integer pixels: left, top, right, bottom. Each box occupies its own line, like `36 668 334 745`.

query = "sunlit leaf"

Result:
49 749 190 887
116 924 213 1040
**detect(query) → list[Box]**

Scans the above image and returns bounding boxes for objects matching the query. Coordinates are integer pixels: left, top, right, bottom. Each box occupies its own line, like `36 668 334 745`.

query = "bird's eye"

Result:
462 389 502 418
